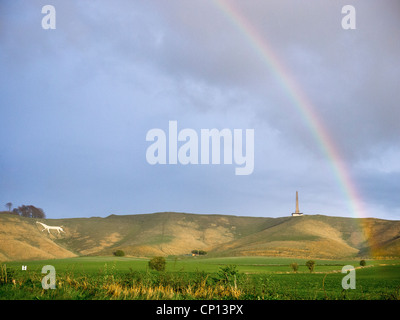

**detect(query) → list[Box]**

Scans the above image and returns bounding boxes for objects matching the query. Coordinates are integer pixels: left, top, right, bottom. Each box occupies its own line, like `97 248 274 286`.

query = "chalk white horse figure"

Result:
36 221 65 234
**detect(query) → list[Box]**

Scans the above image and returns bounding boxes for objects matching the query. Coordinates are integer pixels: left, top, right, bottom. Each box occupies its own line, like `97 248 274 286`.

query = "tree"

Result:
290 262 299 273
306 260 315 273
113 250 125 257
14 205 45 218
360 260 366 267
18 205 31 218
30 206 45 219
5 202 12 212
191 250 207 256
148 257 166 272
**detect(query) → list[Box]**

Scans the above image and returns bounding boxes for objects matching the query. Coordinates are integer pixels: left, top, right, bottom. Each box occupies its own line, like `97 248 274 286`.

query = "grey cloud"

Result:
1 0 399 219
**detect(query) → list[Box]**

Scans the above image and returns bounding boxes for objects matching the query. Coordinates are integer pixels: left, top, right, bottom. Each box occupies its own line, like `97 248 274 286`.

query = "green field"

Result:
1 256 400 300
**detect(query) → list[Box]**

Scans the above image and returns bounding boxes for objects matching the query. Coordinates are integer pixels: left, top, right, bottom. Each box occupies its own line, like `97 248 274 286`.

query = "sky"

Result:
0 0 399 220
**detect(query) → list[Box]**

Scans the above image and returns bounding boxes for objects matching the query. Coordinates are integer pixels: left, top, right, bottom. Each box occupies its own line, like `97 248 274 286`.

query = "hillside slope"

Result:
1 212 400 261
211 215 364 258
0 214 76 261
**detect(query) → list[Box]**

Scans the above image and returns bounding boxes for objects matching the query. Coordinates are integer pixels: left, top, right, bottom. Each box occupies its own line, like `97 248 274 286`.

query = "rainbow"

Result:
212 0 379 254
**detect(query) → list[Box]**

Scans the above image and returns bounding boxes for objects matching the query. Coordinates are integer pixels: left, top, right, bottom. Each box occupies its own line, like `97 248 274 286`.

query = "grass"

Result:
1 256 399 300
4 256 382 274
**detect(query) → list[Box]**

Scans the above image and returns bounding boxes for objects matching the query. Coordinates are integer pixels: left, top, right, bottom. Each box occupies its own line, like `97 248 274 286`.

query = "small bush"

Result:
290 262 299 273
191 249 207 256
216 265 239 285
306 260 316 273
113 250 125 257
148 257 166 272
360 259 366 267
0 264 15 284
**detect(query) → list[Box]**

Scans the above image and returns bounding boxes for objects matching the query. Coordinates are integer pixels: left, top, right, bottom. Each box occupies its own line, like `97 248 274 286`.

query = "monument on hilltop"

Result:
291 191 303 216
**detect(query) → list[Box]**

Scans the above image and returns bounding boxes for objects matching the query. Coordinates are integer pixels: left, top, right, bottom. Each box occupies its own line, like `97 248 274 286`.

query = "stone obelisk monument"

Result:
292 191 303 216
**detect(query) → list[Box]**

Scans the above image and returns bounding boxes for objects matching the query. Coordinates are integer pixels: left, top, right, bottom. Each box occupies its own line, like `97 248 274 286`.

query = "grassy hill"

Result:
0 213 76 261
1 211 400 261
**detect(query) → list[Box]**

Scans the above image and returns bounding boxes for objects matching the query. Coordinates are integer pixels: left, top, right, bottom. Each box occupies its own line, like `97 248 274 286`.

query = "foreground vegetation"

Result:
1 256 399 300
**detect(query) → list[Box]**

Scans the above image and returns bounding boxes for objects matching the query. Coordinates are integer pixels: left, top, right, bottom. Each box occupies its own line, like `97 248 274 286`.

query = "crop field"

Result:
1 256 399 300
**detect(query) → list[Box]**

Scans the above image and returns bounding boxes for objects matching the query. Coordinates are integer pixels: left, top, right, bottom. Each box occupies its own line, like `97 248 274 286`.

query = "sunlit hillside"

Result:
1 212 399 261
